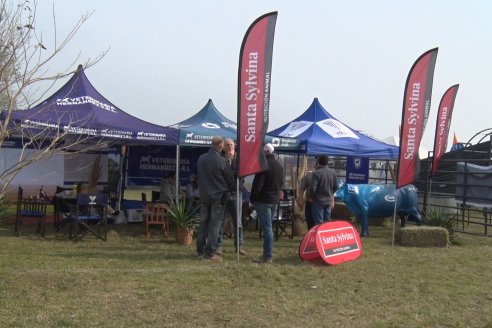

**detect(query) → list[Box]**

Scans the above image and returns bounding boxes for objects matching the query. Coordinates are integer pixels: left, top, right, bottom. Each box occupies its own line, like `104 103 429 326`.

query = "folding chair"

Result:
68 193 109 241
273 199 295 240
15 187 48 237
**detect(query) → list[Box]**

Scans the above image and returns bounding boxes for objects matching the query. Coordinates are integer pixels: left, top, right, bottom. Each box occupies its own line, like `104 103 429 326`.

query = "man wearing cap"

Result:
309 154 338 225
250 143 283 264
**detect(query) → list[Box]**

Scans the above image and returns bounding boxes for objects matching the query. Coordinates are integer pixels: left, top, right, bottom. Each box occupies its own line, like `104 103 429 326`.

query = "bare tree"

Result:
0 0 108 198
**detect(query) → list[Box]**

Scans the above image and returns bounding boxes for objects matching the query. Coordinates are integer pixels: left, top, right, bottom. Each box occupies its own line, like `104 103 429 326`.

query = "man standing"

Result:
159 171 176 203
250 143 283 264
309 154 338 225
216 138 246 256
297 170 315 230
196 136 235 261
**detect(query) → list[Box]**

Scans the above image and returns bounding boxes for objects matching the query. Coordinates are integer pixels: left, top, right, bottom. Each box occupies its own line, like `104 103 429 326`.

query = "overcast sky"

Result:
31 0 492 151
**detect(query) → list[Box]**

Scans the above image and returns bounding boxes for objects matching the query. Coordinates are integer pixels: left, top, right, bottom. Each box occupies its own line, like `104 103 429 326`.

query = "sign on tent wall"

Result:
126 146 205 186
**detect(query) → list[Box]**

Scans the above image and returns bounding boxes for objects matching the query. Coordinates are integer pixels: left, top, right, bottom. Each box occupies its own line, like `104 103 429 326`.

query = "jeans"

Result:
254 202 277 260
196 200 226 256
311 201 331 226
217 195 243 249
305 201 314 230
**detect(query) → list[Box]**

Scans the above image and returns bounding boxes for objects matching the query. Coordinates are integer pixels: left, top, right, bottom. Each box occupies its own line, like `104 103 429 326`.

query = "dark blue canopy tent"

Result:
6 65 179 145
2 65 179 216
269 98 399 159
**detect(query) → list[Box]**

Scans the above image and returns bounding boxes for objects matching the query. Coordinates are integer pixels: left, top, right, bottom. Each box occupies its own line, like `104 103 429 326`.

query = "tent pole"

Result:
175 145 180 201
117 145 127 211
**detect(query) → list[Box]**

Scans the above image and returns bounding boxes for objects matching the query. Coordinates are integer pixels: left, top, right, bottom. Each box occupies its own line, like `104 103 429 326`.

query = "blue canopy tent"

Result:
169 99 236 146
5 65 179 146
169 98 300 150
269 98 399 160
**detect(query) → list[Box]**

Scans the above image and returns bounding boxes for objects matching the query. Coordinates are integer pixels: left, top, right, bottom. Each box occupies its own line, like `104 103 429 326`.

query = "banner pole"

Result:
391 189 398 247
236 178 240 262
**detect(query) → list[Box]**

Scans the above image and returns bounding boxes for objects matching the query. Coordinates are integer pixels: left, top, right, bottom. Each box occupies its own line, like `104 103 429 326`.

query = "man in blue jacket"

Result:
250 143 283 264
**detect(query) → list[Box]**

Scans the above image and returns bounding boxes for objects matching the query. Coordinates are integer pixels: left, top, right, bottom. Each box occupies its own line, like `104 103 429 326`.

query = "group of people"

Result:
163 135 338 263
198 139 285 263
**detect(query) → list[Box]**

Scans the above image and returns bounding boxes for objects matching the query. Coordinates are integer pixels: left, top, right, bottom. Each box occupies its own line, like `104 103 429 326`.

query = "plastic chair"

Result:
15 187 48 237
68 193 109 241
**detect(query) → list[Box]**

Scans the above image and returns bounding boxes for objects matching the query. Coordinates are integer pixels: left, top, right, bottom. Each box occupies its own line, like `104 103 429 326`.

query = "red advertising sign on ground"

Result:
315 221 362 265
298 225 320 261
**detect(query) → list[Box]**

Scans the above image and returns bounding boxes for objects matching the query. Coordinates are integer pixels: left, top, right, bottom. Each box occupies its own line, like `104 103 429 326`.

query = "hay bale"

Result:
395 226 449 247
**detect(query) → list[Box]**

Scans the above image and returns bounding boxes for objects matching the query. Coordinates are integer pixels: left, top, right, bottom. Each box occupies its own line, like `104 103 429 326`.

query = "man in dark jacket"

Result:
216 138 246 256
196 136 235 261
250 143 283 263
309 154 338 225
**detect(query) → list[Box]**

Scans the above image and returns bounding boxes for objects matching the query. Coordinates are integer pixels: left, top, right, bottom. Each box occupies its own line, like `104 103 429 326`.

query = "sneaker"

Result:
204 254 222 261
252 255 272 264
214 246 223 256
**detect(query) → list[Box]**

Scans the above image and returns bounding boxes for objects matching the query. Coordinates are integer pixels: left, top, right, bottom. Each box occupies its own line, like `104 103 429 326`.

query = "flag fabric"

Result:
237 12 278 178
396 48 439 189
450 131 465 151
431 85 459 177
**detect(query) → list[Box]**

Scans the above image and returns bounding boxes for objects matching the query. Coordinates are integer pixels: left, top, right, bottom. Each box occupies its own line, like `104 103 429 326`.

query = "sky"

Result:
30 0 492 151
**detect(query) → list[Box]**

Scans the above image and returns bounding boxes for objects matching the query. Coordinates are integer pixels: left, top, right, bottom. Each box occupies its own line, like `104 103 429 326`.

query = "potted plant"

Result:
167 199 200 245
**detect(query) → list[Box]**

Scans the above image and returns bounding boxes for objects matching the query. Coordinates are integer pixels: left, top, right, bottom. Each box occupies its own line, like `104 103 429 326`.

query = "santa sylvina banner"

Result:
397 48 438 189
299 221 362 265
431 84 459 177
237 12 278 177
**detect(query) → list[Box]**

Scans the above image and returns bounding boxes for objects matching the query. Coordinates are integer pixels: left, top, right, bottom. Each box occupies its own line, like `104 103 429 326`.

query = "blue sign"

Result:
126 146 205 186
346 156 369 184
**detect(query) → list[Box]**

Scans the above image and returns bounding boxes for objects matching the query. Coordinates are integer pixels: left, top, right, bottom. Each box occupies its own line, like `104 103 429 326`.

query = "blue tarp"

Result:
169 99 300 150
6 65 179 145
269 98 399 159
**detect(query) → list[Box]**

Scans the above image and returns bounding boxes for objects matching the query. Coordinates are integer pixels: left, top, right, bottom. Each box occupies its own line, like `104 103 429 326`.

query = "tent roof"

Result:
170 99 300 150
169 99 236 145
8 65 178 145
269 98 399 159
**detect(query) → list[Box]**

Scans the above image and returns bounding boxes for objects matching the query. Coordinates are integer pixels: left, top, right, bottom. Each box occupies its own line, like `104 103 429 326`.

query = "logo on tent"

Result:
202 122 220 129
316 119 359 139
278 121 313 137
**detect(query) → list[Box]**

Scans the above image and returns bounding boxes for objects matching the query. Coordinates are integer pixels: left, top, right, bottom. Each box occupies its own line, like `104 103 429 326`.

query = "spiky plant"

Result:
423 207 458 243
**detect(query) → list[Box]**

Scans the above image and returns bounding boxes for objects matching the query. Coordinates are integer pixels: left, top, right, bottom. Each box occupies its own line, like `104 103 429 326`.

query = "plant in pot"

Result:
167 199 200 245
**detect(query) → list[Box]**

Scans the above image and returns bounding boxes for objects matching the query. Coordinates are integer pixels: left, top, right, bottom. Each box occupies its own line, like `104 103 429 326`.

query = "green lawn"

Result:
0 221 491 328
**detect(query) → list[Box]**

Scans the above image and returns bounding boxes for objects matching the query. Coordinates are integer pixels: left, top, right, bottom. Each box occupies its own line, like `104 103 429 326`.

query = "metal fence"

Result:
416 135 492 236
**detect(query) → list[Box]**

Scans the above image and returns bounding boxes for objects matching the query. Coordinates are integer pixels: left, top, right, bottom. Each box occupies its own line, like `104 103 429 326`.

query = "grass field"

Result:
1 220 491 328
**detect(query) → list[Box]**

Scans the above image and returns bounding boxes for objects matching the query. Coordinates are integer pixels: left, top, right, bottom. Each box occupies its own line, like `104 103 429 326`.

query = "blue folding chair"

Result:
68 193 109 241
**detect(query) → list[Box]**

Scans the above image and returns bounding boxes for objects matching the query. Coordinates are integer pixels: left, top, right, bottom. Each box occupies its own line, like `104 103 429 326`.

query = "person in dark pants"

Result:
216 138 246 256
309 155 338 225
250 143 283 264
196 136 235 261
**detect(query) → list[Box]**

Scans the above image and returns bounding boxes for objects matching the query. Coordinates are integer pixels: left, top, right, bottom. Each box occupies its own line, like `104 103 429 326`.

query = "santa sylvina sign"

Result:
299 221 362 265
315 221 362 265
298 225 320 261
